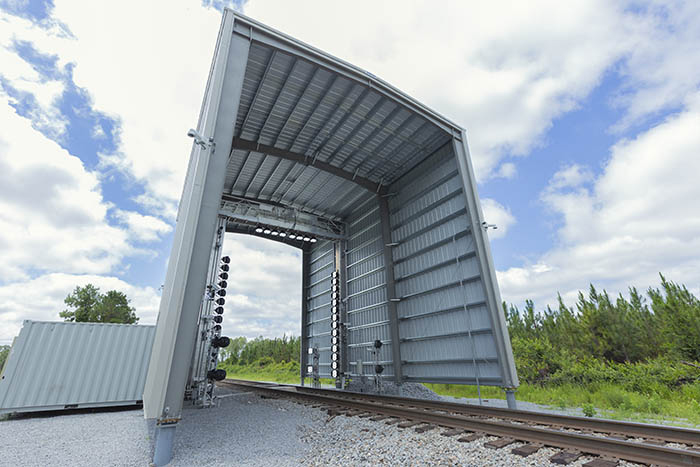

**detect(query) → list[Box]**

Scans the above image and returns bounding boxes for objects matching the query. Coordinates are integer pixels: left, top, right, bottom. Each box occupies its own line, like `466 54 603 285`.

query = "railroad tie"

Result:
440 428 464 437
369 415 392 422
484 438 516 449
457 432 484 443
358 412 374 418
397 420 423 429
550 450 582 465
384 418 402 425
511 443 542 457
582 458 618 467
414 425 436 433
607 433 630 441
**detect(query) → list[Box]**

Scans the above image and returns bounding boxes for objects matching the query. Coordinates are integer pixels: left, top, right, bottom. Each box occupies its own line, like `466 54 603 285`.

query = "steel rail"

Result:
221 379 700 466
226 378 700 445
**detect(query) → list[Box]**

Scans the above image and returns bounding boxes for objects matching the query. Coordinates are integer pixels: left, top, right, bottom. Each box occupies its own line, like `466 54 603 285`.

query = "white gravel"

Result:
0 385 647 466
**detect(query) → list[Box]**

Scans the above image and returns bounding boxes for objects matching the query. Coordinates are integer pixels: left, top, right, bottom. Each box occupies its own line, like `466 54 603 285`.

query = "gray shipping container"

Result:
0 320 155 414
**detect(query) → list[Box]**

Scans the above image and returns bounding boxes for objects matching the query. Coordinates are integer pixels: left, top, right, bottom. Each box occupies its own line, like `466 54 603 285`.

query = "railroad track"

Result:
220 379 700 466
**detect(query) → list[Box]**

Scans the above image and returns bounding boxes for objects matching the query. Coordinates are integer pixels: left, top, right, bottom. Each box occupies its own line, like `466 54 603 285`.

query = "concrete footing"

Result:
505 388 517 410
153 424 176 466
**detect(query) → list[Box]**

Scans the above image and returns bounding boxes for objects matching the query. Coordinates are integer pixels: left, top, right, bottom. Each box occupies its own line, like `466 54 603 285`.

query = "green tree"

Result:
59 284 139 324
0 345 9 373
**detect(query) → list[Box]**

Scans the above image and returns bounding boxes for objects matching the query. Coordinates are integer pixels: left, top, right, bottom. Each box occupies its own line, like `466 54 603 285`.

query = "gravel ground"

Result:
0 384 649 466
297 409 643 466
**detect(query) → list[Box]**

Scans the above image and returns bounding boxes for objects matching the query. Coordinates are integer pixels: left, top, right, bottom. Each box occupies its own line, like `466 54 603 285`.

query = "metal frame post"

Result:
143 11 250 466
452 131 519 390
300 246 310 385
378 195 403 386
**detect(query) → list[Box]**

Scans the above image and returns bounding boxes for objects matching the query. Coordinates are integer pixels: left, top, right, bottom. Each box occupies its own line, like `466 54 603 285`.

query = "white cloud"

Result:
0 273 161 345
217 234 302 339
481 198 516 240
494 162 517 180
114 209 172 243
0 96 134 281
0 11 67 139
498 96 700 307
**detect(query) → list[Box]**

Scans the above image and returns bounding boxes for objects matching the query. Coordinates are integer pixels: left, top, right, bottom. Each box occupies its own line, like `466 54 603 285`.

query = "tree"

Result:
0 345 9 373
60 284 139 324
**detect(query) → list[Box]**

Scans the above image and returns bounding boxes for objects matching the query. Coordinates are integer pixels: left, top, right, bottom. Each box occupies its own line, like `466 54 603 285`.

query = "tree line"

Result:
220 335 300 366
505 274 700 385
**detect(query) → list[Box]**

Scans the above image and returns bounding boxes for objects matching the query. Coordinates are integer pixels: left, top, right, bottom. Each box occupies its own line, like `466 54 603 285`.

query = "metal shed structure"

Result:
0 321 155 414
144 9 518 465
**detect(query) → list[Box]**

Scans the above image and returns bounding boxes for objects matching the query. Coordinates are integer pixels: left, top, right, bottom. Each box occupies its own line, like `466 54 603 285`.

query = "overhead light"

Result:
263 229 271 234
213 315 223 323
332 329 339 337
219 272 229 280
221 256 230 264
215 298 225 306
288 234 296 239
307 366 313 374
331 337 338 345
308 348 314 355
218 280 227 289
214 306 224 314
279 232 287 237
332 353 338 361
212 324 222 333
255 227 263 233
331 321 338 329
216 289 226 297
332 345 338 352
331 370 338 378
331 360 338 367
271 231 279 236
310 238 317 243
211 336 230 348
303 237 311 242
220 264 230 272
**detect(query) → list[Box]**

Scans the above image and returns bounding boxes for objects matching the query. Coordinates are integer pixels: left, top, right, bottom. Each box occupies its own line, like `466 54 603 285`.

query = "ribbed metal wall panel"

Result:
304 239 334 376
0 321 155 414
344 194 393 377
388 144 501 385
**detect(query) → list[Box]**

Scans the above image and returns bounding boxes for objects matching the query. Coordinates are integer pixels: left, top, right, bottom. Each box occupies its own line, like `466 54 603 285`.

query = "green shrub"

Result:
582 403 596 417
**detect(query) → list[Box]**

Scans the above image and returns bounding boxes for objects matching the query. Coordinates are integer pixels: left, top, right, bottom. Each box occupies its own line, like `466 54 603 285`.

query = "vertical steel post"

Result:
143 11 250 466
452 131 519 390
506 389 517 409
300 246 310 385
378 196 403 386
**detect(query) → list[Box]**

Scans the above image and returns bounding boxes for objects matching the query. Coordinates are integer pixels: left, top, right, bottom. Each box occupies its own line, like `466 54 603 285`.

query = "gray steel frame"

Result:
145 9 518 465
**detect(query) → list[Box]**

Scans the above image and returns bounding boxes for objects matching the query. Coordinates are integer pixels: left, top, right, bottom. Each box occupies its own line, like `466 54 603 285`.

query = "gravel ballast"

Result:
0 384 645 466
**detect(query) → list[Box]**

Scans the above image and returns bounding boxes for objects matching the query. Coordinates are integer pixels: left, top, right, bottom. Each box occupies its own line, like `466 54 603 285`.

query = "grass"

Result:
222 360 700 428
424 382 700 427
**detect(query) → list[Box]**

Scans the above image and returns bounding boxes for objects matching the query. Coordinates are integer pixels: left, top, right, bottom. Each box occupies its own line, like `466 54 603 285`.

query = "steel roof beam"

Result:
231 137 384 194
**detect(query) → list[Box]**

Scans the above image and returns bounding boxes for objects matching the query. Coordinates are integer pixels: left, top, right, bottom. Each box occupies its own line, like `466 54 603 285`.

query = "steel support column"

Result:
300 246 310 385
143 11 250 466
378 196 403 385
451 132 519 390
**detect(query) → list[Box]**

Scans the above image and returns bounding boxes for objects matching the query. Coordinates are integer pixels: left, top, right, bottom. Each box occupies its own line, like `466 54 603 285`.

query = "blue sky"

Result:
1 0 699 344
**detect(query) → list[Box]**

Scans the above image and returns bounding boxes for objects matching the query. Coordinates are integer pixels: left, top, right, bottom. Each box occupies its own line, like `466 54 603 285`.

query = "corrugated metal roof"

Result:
222 17 454 222
0 321 155 414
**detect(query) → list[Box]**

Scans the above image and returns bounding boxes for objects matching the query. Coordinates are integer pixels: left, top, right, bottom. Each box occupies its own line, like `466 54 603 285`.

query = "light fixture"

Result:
332 360 338 368
218 280 227 289
255 227 263 233
211 336 230 348
331 314 338 322
303 237 311 242
215 298 225 306
263 229 271 234
220 264 230 272
216 289 226 297
214 306 224 314
307 365 313 373
279 232 287 237
271 231 279 236
332 321 338 329
332 329 338 337
332 345 338 352
308 348 314 355
331 337 338 345
288 234 296 239
213 315 223 323
332 353 338 361
221 256 230 264
331 370 338 378
219 272 229 280
310 238 317 243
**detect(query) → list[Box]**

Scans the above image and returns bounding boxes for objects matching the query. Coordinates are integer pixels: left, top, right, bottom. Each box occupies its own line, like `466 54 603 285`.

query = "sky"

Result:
1 0 699 345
